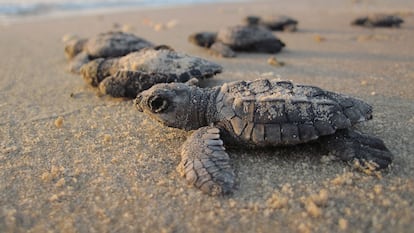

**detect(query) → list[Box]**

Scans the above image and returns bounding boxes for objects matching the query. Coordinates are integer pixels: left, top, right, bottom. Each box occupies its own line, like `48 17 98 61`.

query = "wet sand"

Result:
1 0 414 232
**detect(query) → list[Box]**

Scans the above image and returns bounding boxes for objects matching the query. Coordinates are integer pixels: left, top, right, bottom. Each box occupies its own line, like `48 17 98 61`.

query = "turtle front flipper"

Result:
321 129 393 170
178 126 235 195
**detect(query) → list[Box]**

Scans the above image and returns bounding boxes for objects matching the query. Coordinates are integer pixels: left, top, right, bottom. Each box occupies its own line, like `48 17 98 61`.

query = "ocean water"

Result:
0 0 231 20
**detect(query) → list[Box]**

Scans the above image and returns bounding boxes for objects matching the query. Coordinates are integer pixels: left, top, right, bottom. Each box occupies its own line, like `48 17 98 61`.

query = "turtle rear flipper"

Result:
321 129 393 170
178 126 235 195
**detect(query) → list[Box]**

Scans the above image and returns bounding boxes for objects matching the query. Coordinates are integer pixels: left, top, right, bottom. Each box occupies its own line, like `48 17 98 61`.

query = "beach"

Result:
1 0 414 232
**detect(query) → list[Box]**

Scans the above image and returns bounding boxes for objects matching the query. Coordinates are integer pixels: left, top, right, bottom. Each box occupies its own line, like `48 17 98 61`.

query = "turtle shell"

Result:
85 31 154 58
352 14 404 27
245 15 298 31
216 26 285 53
80 47 223 88
64 31 154 60
215 79 372 146
116 48 223 80
260 15 298 31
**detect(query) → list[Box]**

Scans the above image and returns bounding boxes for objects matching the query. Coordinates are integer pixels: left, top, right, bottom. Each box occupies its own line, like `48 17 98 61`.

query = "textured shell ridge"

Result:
118 49 222 79
217 26 277 47
216 79 371 145
86 31 153 58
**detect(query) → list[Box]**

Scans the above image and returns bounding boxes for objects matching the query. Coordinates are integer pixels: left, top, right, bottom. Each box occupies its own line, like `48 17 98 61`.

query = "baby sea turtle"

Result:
188 25 285 57
80 46 222 98
135 79 393 195
352 14 404 28
64 31 154 73
244 15 298 31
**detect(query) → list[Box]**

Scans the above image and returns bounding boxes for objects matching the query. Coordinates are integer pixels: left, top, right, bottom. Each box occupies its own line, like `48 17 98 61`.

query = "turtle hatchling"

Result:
80 46 222 98
244 15 298 32
135 79 393 195
351 14 404 28
64 31 154 73
188 25 285 57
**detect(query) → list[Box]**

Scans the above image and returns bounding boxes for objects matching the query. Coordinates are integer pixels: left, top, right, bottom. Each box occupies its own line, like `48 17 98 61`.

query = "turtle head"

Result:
244 15 261 26
135 83 202 130
188 32 217 48
351 17 368 26
80 58 106 87
64 38 87 60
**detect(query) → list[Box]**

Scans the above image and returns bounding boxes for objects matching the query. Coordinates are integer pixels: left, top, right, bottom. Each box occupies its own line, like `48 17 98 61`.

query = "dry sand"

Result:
1 0 414 232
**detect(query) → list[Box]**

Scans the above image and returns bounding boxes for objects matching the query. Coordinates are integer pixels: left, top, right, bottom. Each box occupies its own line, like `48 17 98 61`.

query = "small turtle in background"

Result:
64 31 154 74
80 46 222 98
244 15 298 32
352 14 404 28
188 25 285 58
135 79 393 195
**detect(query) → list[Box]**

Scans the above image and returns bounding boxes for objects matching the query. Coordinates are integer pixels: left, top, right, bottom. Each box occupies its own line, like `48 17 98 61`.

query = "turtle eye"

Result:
148 95 169 113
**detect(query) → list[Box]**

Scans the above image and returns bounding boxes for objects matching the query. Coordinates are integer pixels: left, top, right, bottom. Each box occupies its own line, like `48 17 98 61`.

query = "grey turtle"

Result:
64 31 154 73
135 79 393 195
80 46 222 98
188 25 285 58
244 15 298 32
352 14 404 28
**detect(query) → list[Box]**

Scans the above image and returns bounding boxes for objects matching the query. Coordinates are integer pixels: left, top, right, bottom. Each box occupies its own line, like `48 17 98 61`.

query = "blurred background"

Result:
0 0 236 20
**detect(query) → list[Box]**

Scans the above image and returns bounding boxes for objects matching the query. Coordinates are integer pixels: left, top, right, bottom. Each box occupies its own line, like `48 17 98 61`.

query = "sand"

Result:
1 0 414 232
